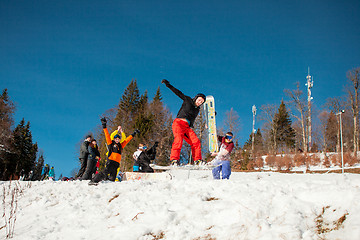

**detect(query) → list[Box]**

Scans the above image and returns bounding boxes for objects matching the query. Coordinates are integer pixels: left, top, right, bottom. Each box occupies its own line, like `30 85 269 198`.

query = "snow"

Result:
1 170 360 240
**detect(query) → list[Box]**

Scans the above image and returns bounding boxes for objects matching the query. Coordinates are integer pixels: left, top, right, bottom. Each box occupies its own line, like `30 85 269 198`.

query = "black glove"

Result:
131 129 140 137
100 117 107 128
154 141 159 148
161 79 169 85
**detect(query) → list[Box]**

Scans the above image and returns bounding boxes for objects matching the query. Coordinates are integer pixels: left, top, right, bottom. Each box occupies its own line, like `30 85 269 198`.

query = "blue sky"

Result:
1 0 359 177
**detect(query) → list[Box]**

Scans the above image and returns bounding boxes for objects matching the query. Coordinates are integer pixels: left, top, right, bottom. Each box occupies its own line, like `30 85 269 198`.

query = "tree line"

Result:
238 67 360 170
0 89 44 180
91 80 174 172
86 67 359 172
2 67 359 179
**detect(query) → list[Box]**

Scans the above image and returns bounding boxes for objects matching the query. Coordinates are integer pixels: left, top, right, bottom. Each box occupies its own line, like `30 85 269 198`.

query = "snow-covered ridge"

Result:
1 170 360 240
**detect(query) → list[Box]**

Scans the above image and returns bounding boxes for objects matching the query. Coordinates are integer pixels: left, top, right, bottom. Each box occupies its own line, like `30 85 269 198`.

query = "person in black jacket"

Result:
162 79 206 165
133 142 159 173
76 135 92 178
81 139 101 180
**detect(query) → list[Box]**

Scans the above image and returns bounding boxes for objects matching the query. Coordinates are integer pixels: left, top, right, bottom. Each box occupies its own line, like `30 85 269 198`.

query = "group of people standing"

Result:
41 164 55 180
77 79 235 183
76 117 159 185
76 135 101 181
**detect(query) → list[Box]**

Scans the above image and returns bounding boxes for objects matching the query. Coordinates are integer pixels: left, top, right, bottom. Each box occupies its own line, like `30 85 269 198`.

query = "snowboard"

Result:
151 164 215 171
203 95 218 153
123 172 172 181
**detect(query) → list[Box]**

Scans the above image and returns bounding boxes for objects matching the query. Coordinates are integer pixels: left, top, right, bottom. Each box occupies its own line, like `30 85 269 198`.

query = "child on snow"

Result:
89 117 139 184
210 132 235 179
161 79 206 166
133 147 140 172
133 142 159 173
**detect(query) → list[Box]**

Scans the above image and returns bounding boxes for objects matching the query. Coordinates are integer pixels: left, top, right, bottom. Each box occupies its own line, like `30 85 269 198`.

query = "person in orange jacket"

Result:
89 117 139 185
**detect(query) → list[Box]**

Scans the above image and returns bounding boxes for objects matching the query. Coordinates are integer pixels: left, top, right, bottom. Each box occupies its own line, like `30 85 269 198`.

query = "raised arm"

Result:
162 79 186 100
146 142 159 157
111 126 127 142
101 117 112 145
121 135 133 148
121 129 140 148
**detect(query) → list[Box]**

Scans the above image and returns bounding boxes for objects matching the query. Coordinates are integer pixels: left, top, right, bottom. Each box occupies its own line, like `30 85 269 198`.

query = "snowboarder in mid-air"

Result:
161 79 206 166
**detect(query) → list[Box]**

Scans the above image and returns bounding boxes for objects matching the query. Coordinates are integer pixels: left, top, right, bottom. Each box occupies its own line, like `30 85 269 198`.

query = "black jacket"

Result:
88 145 100 161
137 145 157 164
137 144 157 173
79 141 90 159
165 82 201 128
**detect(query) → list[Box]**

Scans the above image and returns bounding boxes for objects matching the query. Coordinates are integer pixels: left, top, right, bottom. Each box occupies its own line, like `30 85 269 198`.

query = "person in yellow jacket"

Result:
111 125 126 143
106 125 126 157
89 118 139 185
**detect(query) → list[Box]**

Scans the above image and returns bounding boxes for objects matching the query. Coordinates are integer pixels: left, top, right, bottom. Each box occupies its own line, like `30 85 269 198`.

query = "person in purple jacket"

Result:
210 132 235 179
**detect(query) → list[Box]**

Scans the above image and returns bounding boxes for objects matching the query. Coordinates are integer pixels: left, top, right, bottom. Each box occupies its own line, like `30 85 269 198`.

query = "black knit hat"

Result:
193 93 206 103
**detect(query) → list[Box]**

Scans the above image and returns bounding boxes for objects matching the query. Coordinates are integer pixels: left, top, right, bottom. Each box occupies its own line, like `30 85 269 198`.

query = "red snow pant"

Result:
170 118 202 161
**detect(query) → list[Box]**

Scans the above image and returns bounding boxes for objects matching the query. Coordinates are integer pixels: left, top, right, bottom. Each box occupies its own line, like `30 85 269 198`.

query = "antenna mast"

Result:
305 67 313 152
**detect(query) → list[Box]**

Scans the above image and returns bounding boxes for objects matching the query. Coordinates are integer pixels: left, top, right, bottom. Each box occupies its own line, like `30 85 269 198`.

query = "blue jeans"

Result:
212 160 231 179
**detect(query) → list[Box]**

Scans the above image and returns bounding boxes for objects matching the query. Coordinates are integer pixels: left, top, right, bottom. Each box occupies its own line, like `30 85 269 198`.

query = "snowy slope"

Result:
1 170 360 240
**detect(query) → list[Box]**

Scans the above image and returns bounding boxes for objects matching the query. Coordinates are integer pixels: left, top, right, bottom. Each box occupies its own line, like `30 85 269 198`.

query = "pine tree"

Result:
10 119 38 178
134 90 154 140
33 151 45 180
325 97 345 152
243 128 264 154
325 111 338 152
114 79 140 128
0 89 16 178
138 90 148 113
272 101 296 152
96 81 174 170
96 80 141 171
1 119 37 179
148 87 173 166
153 87 162 102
